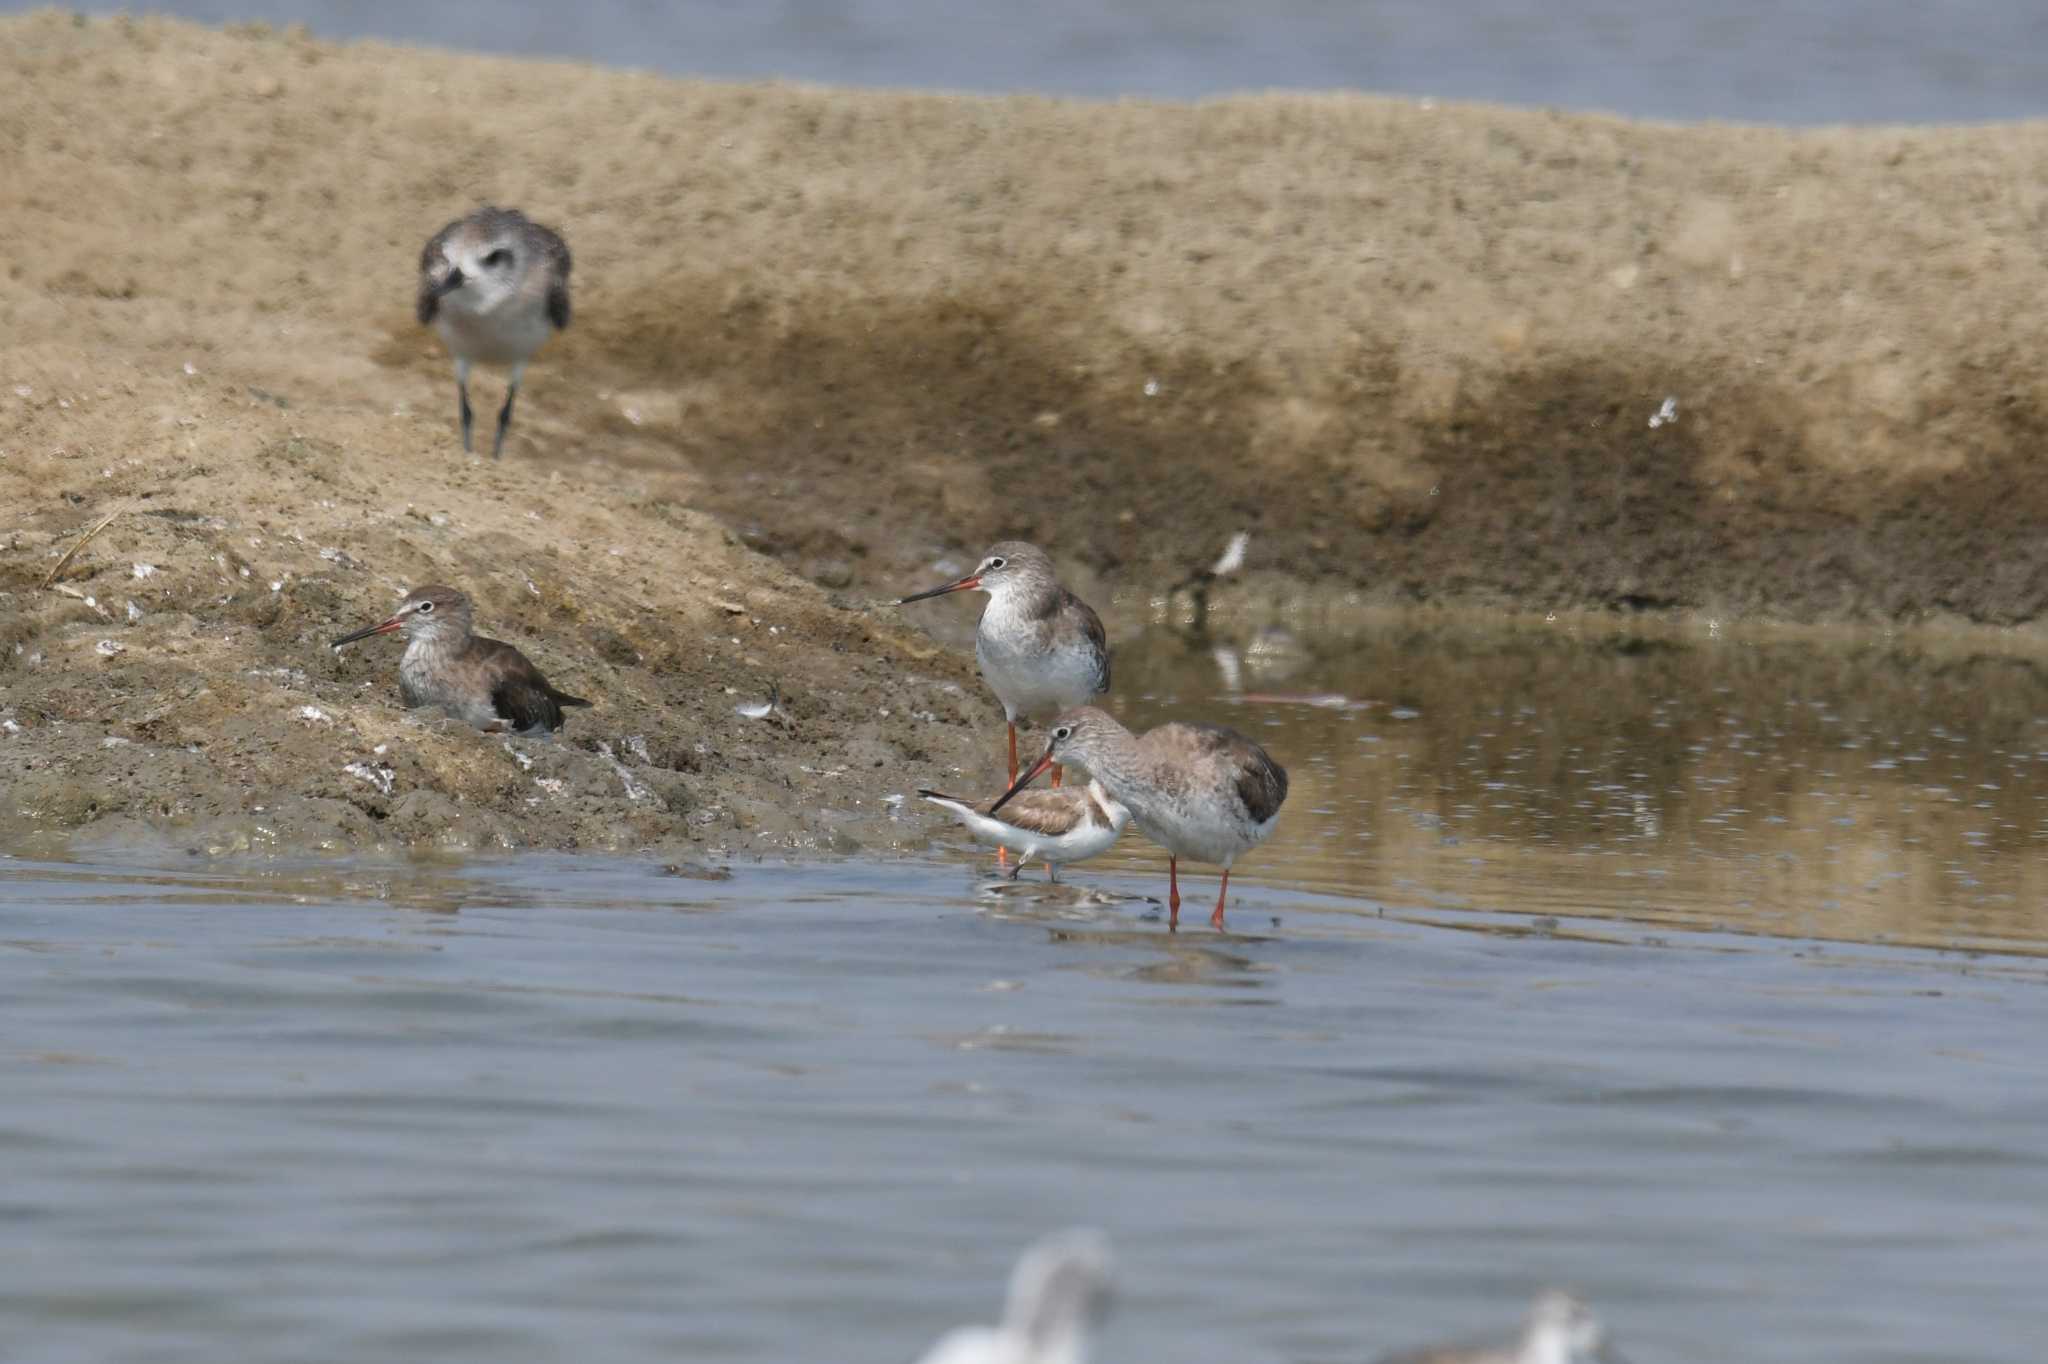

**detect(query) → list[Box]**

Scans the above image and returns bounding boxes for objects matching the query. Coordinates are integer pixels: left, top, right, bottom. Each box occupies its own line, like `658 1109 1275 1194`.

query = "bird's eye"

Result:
1054 726 1070 741
482 248 512 268
416 601 434 613
987 556 1006 570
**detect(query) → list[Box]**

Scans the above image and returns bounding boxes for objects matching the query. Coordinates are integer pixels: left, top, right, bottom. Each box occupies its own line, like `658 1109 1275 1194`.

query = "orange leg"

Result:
1051 761 1065 789
997 723 1019 869
1210 867 1231 931
1167 856 1181 931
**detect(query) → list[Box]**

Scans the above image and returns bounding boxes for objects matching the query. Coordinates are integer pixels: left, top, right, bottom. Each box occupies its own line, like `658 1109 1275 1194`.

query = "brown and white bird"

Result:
897 542 1109 790
1372 1292 1631 1364
330 585 590 734
992 706 1287 930
417 206 571 459
918 780 1130 882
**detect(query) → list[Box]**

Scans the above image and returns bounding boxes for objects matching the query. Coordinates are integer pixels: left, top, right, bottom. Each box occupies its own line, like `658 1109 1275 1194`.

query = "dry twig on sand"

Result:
39 510 122 590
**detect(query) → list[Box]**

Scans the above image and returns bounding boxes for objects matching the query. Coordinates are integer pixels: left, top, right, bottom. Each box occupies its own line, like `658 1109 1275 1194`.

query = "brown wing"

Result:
416 218 462 324
536 224 572 330
476 637 586 733
1059 588 1111 695
980 787 1091 836
1177 722 1289 823
1234 741 1289 824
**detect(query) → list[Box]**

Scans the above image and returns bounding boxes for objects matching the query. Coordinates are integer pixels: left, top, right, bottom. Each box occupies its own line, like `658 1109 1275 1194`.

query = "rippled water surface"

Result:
8 620 2048 1364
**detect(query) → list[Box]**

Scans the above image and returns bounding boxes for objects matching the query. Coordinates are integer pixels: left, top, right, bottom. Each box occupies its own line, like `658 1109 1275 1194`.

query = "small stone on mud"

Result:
807 558 854 589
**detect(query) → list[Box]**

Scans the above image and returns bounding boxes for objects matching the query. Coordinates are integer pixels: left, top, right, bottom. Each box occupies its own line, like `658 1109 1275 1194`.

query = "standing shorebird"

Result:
1372 1291 1631 1364
992 706 1287 931
915 1229 1114 1364
897 542 1109 790
417 206 571 459
330 585 590 734
918 780 1130 882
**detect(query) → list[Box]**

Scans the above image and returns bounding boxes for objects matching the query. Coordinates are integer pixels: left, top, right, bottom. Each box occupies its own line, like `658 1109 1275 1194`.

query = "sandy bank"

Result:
4 12 2047 852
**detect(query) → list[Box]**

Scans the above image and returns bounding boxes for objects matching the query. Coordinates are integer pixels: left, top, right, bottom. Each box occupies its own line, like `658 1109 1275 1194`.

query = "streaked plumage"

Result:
915 1230 1114 1364
991 705 1287 930
1373 1292 1630 1364
418 206 571 458
918 780 1130 881
330 585 590 734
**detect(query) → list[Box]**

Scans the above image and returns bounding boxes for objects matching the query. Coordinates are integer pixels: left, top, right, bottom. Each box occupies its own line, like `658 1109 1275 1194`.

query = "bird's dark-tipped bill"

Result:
895 574 982 606
988 747 1056 814
330 616 404 649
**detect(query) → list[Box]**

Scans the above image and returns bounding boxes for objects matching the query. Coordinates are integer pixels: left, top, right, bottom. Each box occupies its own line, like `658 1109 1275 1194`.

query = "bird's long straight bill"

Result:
329 616 403 649
894 573 981 605
988 748 1057 815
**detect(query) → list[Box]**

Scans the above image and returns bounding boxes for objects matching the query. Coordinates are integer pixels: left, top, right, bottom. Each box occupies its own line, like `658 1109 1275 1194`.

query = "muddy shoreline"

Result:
6 13 2048 854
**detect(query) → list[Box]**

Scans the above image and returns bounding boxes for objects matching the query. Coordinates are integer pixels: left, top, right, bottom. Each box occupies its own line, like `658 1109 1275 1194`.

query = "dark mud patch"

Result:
588 284 2048 626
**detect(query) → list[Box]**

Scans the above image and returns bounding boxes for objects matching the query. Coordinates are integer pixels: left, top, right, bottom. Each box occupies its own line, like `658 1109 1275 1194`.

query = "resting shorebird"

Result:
915 1229 1114 1364
992 706 1287 931
330 585 590 734
918 780 1130 882
897 542 1109 791
417 206 571 459
1372 1291 1631 1364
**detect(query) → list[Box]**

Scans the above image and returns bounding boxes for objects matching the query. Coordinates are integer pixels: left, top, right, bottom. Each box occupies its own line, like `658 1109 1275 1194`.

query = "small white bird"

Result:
1372 1291 1631 1364
918 781 1130 882
417 206 572 459
915 1230 1114 1364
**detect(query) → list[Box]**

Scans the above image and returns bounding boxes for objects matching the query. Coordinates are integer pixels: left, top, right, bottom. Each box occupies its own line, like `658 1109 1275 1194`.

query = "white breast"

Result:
1122 791 1277 868
398 640 499 729
434 296 555 368
975 616 1103 722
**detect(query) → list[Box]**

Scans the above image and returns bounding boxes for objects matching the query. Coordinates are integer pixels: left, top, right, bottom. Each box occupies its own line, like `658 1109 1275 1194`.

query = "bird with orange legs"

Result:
898 542 1110 788
992 706 1287 931
899 542 1110 863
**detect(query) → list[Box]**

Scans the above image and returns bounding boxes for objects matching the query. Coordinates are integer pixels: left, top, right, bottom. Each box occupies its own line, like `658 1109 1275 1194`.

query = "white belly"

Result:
976 630 1102 723
1125 796 1277 868
982 815 1121 866
923 792 1127 867
434 301 555 368
399 651 501 730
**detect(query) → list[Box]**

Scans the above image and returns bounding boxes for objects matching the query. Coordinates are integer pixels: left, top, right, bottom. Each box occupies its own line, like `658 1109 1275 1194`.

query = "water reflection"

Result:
1100 617 2048 955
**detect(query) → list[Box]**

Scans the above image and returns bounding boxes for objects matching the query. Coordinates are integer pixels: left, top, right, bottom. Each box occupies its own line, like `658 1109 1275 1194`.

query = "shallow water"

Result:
37 0 2048 123
7 620 2048 1363
1099 616 2048 956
